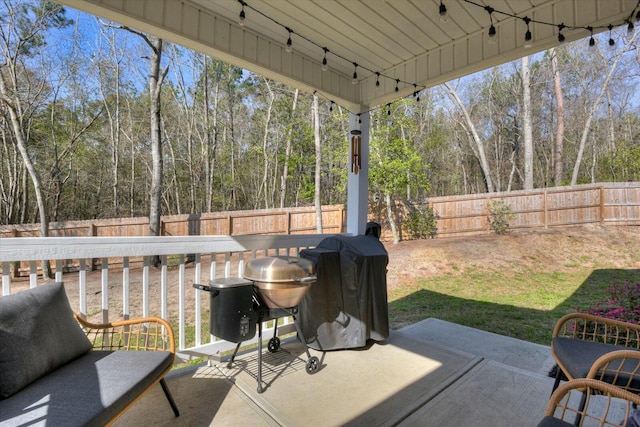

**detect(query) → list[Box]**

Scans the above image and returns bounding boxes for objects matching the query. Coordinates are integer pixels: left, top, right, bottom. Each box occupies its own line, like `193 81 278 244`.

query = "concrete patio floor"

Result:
114 318 558 427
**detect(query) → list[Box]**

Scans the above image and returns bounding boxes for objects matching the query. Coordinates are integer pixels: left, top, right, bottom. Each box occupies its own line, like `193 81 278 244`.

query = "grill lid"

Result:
243 256 314 283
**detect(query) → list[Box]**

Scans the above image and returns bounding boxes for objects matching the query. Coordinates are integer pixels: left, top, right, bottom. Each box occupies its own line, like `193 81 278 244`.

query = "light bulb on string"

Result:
439 1 448 23
375 72 381 88
587 27 596 48
395 79 400 92
485 6 497 45
352 63 358 85
329 101 334 113
285 27 293 53
488 25 497 44
238 1 246 26
322 47 328 72
523 17 532 48
608 24 615 48
557 23 565 43
239 8 246 26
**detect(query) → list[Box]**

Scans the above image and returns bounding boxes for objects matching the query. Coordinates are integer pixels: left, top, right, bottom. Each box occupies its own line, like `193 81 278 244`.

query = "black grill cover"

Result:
297 235 389 350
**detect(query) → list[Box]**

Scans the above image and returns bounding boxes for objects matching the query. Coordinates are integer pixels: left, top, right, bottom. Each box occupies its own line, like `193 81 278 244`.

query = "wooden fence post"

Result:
543 190 548 229
600 185 605 224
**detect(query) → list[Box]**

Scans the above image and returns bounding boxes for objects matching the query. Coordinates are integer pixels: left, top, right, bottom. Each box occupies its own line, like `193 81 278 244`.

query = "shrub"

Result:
487 199 515 234
405 201 439 239
577 281 640 324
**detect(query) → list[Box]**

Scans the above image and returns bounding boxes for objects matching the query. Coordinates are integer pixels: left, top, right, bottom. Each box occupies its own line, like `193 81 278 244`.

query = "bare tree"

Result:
280 88 298 208
0 0 72 276
312 92 322 233
521 55 533 189
571 30 638 185
116 27 168 238
550 47 565 186
443 82 494 193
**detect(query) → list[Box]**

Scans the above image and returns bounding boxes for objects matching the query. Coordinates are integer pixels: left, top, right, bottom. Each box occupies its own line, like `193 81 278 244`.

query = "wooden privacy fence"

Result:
1 183 638 241
421 182 640 238
0 205 347 239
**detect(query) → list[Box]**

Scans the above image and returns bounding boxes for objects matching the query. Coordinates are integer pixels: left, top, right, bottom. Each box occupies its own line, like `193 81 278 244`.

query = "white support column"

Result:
346 111 370 235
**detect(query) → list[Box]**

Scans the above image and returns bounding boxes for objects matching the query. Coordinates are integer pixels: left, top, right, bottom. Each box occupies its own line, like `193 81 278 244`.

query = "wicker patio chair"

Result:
551 313 640 395
74 314 180 423
538 378 640 427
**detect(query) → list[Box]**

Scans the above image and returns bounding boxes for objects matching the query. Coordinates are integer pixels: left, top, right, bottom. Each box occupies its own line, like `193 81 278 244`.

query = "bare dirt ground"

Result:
8 224 640 322
385 224 640 292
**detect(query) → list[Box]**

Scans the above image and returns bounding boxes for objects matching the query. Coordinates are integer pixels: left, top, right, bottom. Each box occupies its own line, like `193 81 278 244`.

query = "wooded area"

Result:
1 1 639 242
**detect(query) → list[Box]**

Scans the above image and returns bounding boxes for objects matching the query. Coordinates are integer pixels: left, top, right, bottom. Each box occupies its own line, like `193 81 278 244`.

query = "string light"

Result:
387 103 391 116
322 47 329 72
485 6 497 45
439 1 448 23
588 27 596 47
236 0 639 119
285 27 293 53
523 17 532 49
608 24 616 47
329 101 334 112
557 23 565 43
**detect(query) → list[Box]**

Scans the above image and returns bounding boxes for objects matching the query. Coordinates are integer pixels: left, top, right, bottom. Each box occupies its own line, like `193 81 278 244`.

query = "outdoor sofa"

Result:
0 282 179 426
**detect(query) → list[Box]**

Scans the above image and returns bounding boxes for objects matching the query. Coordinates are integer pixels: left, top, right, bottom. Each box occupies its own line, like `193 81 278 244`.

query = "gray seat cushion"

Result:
537 415 574 427
0 282 92 398
553 337 640 389
0 350 173 427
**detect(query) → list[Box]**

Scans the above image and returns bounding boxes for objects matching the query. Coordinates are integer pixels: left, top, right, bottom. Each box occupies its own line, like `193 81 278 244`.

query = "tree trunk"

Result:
148 37 165 240
312 93 323 233
443 82 494 193
550 48 565 186
385 192 399 244
258 78 274 209
521 55 534 190
281 89 299 208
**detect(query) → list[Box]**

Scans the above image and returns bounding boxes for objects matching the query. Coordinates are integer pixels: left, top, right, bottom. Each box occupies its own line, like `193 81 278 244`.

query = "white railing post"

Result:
123 257 130 319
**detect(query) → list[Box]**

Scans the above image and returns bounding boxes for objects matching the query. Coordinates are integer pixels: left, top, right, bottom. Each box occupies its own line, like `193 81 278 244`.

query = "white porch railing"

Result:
0 234 336 362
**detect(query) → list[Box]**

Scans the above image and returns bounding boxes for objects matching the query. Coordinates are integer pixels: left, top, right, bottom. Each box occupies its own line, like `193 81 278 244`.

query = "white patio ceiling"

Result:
59 0 638 112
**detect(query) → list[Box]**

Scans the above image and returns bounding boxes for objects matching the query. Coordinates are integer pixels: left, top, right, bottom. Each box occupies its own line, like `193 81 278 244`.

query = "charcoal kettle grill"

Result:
194 256 320 393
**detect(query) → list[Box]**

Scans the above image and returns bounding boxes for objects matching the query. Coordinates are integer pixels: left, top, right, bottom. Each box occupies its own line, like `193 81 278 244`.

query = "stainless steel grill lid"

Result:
243 256 314 283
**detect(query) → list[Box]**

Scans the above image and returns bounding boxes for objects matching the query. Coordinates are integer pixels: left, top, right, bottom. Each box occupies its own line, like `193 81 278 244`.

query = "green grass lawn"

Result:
387 267 639 345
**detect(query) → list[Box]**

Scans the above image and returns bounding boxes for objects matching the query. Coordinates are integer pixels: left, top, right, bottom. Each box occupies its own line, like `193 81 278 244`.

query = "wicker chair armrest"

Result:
544 378 640 425
552 313 640 348
586 349 640 394
74 313 175 353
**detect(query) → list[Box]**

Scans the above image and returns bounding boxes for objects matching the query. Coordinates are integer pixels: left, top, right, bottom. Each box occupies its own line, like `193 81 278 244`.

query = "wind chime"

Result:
350 129 361 175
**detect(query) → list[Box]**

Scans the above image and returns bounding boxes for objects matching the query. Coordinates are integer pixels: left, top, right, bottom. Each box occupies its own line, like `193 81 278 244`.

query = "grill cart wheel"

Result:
268 337 280 353
306 356 320 374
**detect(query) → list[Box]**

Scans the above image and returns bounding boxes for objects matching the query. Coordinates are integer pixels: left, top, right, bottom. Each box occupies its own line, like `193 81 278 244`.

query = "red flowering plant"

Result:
577 281 640 324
